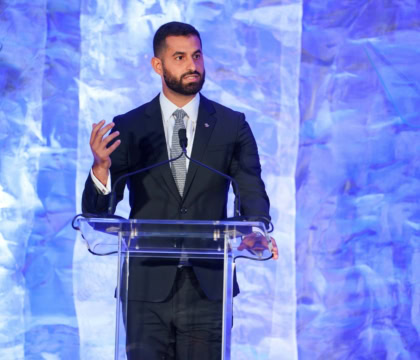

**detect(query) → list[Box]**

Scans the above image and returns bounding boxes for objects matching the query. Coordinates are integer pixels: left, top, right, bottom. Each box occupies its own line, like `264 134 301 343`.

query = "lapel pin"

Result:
204 123 210 127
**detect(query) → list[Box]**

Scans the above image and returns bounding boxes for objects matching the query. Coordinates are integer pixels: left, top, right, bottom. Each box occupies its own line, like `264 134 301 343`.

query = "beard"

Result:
162 64 205 96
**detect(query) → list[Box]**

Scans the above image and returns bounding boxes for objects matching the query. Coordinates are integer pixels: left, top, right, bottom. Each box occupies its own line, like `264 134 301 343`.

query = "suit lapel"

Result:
182 94 216 201
144 95 182 203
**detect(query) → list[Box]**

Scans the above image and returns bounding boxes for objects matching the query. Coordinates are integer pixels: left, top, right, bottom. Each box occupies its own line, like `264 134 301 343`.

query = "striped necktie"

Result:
171 109 187 196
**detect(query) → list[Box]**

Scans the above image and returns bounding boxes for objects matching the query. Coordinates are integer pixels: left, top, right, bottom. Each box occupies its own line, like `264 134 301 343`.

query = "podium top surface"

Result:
74 217 273 259
76 217 266 236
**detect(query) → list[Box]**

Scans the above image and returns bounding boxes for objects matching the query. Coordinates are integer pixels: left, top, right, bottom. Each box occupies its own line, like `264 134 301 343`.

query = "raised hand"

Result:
90 120 121 186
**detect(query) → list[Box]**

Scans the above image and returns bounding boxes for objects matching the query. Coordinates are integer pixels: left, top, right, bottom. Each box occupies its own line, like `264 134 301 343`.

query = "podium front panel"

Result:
76 218 271 359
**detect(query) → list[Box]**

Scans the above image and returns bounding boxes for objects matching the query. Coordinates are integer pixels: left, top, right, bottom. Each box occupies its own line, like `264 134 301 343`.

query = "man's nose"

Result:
186 56 197 71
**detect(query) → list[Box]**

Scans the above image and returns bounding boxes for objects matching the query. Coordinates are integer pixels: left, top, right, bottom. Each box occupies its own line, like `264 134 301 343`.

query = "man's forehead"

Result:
164 35 202 52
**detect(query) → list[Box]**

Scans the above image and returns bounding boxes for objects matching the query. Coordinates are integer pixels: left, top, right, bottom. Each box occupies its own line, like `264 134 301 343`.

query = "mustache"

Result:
181 71 201 79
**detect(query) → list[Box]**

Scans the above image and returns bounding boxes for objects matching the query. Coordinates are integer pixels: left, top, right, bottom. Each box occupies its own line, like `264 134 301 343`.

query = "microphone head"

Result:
178 129 188 150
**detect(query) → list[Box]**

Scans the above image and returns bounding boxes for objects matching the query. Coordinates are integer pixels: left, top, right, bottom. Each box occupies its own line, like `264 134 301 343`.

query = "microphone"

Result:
178 128 188 152
107 129 270 230
178 129 242 217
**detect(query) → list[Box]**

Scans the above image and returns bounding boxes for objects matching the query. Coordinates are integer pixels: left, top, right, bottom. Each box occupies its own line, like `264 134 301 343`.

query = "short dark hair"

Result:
153 22 202 57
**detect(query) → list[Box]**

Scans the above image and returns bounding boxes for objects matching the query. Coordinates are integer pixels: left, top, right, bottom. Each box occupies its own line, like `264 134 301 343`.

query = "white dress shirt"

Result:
91 92 200 194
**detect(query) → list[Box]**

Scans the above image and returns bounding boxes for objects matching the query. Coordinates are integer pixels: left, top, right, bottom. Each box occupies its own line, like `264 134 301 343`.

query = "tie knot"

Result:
173 109 187 123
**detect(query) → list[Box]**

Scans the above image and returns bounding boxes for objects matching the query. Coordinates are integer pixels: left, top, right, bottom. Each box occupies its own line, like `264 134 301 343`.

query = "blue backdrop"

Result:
0 0 418 359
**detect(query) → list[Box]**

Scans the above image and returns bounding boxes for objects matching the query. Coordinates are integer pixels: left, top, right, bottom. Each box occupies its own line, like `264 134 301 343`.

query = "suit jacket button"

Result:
180 207 188 214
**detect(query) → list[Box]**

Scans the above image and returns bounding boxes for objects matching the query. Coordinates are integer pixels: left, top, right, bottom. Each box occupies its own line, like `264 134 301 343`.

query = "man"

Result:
82 21 277 360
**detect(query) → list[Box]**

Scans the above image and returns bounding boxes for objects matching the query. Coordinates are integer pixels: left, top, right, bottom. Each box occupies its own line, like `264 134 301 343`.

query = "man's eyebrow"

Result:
171 49 202 56
172 51 186 56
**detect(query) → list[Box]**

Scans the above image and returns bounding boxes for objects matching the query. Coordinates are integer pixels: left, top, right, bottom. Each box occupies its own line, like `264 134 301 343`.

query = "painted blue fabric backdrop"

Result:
0 0 418 359
296 2 420 359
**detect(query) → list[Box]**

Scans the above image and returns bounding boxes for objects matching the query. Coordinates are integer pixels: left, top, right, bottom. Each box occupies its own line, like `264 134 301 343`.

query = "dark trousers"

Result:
125 267 223 360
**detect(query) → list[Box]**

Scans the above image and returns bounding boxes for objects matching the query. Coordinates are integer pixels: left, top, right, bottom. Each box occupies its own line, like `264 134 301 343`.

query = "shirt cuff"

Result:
90 168 111 195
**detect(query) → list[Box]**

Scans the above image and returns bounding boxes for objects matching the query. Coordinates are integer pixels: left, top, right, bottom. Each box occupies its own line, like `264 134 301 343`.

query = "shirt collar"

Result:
159 92 200 123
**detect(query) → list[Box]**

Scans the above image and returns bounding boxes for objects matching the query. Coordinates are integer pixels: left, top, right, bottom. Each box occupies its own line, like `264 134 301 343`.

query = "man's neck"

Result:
162 86 196 108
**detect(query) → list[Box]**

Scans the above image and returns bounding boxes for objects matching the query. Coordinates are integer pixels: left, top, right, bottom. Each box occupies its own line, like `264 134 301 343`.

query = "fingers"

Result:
237 242 246 251
238 233 257 250
270 237 279 260
90 120 105 145
238 233 278 260
90 120 115 146
90 121 120 151
103 137 121 156
238 232 268 252
90 120 121 170
97 122 116 139
102 130 120 147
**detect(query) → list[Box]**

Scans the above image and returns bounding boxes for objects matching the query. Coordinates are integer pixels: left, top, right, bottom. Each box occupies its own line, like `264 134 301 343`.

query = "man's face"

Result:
159 35 205 96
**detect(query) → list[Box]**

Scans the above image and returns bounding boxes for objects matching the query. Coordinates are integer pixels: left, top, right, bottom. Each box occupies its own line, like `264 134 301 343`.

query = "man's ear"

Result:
151 57 163 76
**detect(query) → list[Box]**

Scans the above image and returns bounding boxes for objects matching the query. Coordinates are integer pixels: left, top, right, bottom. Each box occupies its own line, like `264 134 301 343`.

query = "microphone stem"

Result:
183 151 241 217
107 152 184 215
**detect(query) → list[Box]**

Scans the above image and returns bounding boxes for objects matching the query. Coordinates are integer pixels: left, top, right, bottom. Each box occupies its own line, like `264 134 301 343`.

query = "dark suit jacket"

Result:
82 93 270 301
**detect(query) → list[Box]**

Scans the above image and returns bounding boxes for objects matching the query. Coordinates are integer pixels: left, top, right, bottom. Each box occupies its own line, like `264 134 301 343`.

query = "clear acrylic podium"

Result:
75 218 272 360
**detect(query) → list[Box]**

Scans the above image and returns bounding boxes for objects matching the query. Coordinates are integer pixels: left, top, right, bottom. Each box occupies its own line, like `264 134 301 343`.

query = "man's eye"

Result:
175 56 183 60
193 54 201 59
